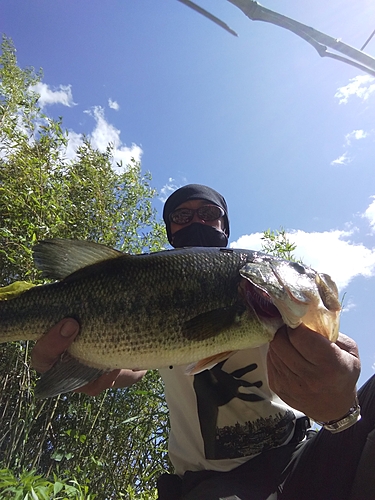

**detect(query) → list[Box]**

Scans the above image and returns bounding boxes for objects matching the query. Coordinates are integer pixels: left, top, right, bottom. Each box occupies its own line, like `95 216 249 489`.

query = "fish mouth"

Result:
241 279 281 319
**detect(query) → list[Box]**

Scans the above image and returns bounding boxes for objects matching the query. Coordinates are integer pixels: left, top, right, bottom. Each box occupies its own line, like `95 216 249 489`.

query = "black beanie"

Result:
163 184 230 244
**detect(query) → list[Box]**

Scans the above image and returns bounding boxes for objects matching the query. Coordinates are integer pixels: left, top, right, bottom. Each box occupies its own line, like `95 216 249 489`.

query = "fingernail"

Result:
60 320 78 338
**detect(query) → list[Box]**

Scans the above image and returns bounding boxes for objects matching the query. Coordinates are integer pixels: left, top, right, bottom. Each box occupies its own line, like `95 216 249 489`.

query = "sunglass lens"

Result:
170 205 224 224
170 208 194 224
197 205 223 221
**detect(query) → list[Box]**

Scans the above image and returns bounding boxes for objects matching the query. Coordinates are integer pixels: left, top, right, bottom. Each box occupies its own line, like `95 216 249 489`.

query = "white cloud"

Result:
230 229 375 291
85 106 142 170
31 82 76 109
331 130 370 165
13 81 141 174
362 196 375 230
341 297 356 314
65 130 84 160
63 106 142 170
230 232 263 251
108 98 119 111
345 129 368 145
159 178 182 203
335 75 375 104
331 152 351 166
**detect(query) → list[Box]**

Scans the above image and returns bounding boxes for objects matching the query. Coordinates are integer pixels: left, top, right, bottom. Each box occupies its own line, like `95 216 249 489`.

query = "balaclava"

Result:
163 184 230 248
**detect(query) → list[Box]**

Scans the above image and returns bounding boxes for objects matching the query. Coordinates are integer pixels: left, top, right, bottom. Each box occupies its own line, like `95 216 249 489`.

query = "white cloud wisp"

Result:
335 75 375 104
108 98 120 111
362 196 375 231
330 152 351 166
31 82 76 109
159 178 182 203
345 129 368 145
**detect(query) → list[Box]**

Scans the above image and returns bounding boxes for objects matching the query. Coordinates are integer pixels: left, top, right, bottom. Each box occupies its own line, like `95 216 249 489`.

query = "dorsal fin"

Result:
33 239 124 279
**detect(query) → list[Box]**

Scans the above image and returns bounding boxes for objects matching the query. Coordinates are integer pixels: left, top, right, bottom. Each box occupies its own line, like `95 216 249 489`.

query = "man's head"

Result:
163 184 230 248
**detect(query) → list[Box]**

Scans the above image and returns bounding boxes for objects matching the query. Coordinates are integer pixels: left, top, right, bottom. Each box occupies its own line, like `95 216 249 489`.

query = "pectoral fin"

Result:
35 353 107 398
185 351 235 375
181 304 244 341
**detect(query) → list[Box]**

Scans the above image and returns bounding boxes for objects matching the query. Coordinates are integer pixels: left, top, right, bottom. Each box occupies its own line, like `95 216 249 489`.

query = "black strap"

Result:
290 416 311 444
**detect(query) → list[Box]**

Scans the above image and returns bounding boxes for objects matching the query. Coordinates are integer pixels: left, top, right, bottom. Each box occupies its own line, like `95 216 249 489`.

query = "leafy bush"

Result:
0 468 96 499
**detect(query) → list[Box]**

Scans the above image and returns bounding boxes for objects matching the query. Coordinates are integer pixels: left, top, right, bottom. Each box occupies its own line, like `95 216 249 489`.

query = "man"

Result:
32 184 374 500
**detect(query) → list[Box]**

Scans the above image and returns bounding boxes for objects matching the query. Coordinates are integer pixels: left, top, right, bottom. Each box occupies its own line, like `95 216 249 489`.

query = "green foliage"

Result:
261 227 299 261
0 35 171 498
0 468 96 499
124 484 158 500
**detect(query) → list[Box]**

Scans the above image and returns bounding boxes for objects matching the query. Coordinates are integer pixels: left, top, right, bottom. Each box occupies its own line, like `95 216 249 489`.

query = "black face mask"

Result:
172 223 228 248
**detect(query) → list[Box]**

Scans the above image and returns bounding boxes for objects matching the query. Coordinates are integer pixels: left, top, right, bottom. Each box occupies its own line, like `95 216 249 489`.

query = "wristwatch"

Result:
316 396 361 434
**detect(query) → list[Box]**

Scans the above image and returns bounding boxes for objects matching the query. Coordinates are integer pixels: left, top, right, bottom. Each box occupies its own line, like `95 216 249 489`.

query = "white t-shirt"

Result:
159 345 305 477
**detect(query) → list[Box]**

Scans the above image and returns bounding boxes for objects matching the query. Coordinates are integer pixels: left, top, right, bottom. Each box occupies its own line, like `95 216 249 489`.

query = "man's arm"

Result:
267 325 361 423
31 319 146 396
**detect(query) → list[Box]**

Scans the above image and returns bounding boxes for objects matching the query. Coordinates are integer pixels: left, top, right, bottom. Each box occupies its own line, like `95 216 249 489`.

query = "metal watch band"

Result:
316 396 361 434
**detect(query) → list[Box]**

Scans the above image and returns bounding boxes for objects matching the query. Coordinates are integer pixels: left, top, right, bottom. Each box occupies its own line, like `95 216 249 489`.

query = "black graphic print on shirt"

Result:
193 360 295 460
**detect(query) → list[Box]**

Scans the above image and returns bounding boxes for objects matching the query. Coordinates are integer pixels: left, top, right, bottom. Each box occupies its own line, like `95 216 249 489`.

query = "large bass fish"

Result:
0 239 341 397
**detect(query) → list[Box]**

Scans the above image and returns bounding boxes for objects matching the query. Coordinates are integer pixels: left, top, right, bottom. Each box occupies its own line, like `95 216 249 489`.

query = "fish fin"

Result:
0 281 36 301
35 353 107 398
185 351 235 375
33 239 124 279
181 305 243 341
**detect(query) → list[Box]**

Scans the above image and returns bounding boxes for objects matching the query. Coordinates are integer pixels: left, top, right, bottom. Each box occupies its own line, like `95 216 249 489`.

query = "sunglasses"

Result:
169 205 225 225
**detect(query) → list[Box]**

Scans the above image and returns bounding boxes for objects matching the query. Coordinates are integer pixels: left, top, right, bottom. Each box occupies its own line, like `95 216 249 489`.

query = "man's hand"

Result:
267 325 361 422
31 319 146 396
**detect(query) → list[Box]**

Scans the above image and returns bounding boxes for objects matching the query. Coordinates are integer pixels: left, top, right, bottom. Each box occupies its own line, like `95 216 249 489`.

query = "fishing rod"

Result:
177 0 375 77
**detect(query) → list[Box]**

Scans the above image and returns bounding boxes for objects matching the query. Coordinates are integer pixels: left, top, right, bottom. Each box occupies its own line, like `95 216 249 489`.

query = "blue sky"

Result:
2 0 375 384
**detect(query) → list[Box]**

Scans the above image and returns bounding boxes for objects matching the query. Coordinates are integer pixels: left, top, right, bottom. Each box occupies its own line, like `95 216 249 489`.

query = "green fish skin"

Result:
0 239 341 398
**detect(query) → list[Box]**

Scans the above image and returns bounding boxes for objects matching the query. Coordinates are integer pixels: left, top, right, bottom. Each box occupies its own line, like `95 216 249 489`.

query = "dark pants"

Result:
157 375 375 500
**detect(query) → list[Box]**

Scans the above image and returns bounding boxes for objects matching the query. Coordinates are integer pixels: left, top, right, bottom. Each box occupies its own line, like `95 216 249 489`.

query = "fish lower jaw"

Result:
271 301 340 342
298 308 340 342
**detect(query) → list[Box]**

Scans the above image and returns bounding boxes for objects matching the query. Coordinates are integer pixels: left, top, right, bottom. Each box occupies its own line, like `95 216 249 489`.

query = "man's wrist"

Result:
315 395 361 434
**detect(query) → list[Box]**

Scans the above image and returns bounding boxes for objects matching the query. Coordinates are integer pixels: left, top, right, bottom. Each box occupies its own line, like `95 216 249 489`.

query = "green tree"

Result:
0 35 170 498
261 227 299 261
